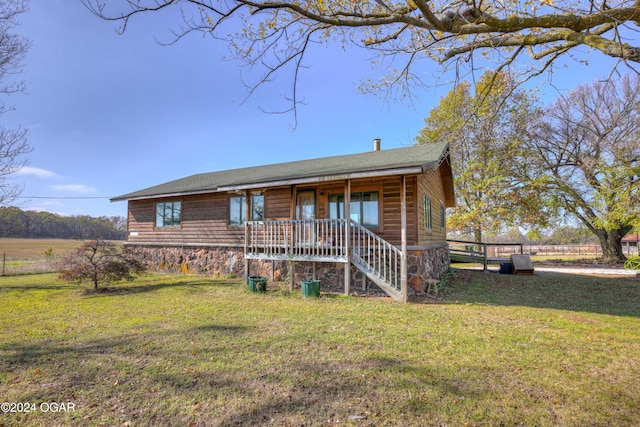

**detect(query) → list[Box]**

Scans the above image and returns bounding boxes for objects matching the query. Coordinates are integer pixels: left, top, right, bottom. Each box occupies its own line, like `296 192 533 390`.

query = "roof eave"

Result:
110 165 426 202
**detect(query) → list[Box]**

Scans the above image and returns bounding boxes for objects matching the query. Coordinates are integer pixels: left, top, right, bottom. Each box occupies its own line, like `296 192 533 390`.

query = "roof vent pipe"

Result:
373 138 381 152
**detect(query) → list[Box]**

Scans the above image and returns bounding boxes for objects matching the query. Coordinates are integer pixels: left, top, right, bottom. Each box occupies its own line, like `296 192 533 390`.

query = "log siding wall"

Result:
125 168 448 248
417 167 448 245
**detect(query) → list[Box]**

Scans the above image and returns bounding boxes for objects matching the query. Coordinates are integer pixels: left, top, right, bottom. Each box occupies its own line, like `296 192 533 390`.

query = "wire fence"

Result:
1 253 58 276
493 244 638 257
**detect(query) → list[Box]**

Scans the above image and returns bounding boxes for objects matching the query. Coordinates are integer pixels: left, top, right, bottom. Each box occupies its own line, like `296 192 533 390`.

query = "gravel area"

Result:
535 265 639 276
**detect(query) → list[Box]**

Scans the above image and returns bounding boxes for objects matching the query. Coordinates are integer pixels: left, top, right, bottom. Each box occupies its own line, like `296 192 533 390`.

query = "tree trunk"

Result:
474 227 483 252
595 228 629 263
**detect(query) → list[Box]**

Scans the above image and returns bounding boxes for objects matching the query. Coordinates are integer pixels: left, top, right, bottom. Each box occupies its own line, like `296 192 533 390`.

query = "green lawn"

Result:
1 271 639 426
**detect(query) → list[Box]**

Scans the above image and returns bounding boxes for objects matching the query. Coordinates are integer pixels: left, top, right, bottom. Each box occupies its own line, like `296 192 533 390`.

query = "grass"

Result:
1 270 639 426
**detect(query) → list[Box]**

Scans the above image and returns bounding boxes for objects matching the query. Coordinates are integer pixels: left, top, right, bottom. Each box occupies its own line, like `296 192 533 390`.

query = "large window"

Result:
230 194 264 225
329 191 379 228
251 194 264 221
229 195 246 226
155 201 181 228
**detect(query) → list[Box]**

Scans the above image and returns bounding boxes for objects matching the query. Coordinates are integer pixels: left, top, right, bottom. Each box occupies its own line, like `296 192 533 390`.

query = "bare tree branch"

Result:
82 0 640 116
0 0 31 205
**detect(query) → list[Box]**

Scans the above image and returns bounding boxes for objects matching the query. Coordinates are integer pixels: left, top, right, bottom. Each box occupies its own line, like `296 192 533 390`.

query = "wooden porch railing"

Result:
245 219 348 261
350 220 402 298
245 219 404 300
447 239 523 271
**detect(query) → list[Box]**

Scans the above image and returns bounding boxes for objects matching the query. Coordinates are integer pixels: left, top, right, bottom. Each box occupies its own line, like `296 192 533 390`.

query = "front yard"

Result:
1 270 639 426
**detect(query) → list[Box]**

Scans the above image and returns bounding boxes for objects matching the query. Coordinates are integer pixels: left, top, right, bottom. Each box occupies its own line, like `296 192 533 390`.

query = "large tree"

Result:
520 74 640 262
84 0 640 110
0 0 30 205
416 71 543 244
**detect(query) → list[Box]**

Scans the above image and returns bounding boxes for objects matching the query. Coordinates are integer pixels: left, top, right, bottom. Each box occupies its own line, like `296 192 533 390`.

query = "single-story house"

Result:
111 140 455 302
622 232 640 255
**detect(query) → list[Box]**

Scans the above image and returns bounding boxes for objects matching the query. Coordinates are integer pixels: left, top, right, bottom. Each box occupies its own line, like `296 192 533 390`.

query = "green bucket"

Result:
301 280 321 297
248 276 268 293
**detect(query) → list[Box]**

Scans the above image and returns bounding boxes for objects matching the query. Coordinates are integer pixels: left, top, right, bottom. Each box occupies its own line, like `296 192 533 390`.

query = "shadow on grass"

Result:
1 322 251 367
0 335 138 366
80 277 238 297
438 268 640 317
2 315 638 426
0 283 77 292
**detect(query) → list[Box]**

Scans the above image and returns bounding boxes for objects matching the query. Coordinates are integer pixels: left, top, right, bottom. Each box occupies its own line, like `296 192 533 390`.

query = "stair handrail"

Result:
349 219 402 293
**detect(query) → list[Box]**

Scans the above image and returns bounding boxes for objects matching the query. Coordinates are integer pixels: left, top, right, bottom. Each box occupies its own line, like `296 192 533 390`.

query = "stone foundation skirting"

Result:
125 243 450 295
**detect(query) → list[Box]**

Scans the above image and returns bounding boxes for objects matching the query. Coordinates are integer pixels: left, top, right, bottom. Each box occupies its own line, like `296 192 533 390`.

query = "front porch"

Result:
245 218 406 300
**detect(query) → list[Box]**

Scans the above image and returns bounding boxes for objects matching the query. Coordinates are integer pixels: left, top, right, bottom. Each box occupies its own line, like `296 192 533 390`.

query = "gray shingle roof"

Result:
111 142 450 201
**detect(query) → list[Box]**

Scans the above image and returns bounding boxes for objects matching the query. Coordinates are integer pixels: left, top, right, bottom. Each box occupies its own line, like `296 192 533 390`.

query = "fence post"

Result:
483 243 488 272
2 253 4 276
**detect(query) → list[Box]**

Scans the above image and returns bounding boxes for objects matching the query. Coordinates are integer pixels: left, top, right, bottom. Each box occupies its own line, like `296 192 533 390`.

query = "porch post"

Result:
401 176 408 303
344 179 351 296
244 222 250 283
289 261 295 291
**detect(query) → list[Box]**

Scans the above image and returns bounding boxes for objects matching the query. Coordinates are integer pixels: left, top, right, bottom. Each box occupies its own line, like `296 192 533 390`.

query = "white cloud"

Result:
16 166 58 178
50 184 96 193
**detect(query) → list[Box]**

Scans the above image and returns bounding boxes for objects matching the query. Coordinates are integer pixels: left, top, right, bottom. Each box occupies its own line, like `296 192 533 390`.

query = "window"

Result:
229 195 246 226
440 203 446 229
424 196 432 230
329 191 379 228
251 194 264 221
155 201 181 228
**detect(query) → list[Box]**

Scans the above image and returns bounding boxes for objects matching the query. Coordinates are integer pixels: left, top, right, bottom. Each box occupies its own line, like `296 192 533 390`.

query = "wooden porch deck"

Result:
245 219 404 301
448 239 523 271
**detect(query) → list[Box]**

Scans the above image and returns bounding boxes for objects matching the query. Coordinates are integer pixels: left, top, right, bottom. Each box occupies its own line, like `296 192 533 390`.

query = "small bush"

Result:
57 239 146 289
624 256 640 271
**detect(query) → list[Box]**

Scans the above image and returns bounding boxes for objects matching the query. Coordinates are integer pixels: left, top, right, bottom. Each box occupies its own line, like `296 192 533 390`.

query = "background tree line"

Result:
0 207 126 240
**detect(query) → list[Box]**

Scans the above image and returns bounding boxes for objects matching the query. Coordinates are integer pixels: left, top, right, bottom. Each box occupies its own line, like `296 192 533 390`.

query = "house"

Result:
622 232 640 255
111 140 455 302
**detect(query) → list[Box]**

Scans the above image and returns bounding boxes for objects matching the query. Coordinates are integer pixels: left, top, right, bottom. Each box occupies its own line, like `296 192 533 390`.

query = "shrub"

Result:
57 239 146 289
624 256 640 271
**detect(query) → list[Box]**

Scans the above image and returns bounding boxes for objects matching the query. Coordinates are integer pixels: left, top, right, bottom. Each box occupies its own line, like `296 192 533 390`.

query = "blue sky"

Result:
5 0 623 218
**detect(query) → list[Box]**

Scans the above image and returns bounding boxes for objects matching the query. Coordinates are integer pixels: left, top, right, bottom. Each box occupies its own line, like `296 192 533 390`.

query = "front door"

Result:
296 190 316 244
296 190 315 220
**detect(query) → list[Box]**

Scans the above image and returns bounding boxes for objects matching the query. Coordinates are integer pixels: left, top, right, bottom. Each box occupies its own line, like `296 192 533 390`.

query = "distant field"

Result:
0 238 124 259
0 238 122 275
0 238 85 259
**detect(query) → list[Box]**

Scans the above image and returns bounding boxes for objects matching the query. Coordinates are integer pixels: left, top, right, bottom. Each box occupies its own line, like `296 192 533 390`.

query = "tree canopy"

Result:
418 71 639 261
416 71 543 243
0 207 127 240
519 74 640 261
84 0 640 110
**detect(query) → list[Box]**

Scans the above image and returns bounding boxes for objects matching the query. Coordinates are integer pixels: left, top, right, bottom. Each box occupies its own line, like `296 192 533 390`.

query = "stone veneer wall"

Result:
126 243 450 295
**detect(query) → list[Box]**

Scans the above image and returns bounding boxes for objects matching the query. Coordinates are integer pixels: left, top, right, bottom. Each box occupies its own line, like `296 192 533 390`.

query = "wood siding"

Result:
126 173 446 247
416 166 448 245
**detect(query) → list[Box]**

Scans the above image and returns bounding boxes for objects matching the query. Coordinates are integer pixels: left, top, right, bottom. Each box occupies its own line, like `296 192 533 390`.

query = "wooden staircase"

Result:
245 219 405 301
350 220 403 300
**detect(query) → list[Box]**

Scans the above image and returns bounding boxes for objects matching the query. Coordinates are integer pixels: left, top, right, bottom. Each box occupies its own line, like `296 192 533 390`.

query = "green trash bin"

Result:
248 276 267 293
301 280 321 297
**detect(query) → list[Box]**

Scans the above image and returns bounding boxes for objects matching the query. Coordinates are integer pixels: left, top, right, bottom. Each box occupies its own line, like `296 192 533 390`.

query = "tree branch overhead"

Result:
83 0 640 109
